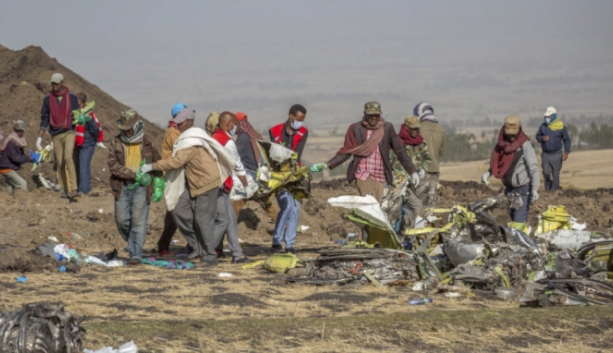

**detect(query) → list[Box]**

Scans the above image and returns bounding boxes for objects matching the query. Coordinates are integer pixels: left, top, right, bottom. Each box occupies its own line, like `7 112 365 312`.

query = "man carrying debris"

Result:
156 103 186 257
210 111 251 264
536 106 571 191
233 111 280 222
38 73 80 198
74 93 101 195
482 115 540 226
108 110 161 265
413 102 445 208
268 104 309 254
312 101 419 203
0 120 32 194
393 116 432 227
141 108 235 267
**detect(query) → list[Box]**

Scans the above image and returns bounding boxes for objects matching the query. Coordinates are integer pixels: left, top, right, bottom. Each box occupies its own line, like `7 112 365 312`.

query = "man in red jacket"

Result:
268 104 308 254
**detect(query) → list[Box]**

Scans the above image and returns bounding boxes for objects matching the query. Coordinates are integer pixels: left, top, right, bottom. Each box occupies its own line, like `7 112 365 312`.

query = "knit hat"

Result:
13 120 26 131
404 116 420 129
364 101 382 115
205 111 220 135
504 115 521 135
117 109 139 130
414 102 436 122
172 108 196 125
235 112 247 121
544 106 557 117
50 73 64 84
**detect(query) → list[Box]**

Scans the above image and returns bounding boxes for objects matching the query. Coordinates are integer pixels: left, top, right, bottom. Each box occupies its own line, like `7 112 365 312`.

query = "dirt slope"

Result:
0 44 165 188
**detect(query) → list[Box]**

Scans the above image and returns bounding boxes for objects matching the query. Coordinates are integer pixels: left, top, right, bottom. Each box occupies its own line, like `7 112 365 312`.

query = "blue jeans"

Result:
272 191 301 248
505 184 531 223
114 185 150 260
78 145 95 194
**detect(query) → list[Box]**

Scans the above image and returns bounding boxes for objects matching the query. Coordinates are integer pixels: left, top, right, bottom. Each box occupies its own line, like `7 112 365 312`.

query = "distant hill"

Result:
0 44 165 188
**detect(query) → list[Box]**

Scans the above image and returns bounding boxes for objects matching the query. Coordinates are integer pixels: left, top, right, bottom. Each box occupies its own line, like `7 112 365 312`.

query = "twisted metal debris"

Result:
0 302 85 353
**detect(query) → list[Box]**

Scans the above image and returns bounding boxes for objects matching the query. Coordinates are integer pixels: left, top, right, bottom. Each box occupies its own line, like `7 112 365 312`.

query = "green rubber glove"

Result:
152 177 166 202
310 163 328 173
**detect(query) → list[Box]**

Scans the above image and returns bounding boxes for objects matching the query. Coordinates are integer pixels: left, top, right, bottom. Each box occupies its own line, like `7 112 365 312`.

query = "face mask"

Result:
229 125 237 136
290 120 303 130
545 118 551 124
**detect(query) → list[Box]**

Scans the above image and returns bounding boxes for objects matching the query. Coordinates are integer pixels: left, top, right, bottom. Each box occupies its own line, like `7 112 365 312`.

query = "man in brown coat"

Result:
312 101 419 203
108 110 161 265
413 102 445 208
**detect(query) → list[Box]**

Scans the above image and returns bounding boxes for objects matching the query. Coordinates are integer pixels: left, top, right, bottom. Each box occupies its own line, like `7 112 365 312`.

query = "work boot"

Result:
68 191 80 198
232 256 252 264
60 191 68 199
129 258 141 266
270 244 285 254
285 247 297 254
158 249 172 257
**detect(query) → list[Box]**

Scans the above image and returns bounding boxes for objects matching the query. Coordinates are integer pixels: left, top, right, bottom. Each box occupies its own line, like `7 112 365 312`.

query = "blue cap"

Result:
171 103 188 118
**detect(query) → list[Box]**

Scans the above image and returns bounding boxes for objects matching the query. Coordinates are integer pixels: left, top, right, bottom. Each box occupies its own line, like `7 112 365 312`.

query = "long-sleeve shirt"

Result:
0 141 30 171
535 123 571 154
236 132 258 174
225 136 246 177
81 118 100 148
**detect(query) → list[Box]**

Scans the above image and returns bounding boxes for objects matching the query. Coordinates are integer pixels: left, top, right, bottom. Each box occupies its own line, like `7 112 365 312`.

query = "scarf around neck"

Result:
120 121 144 144
239 118 263 164
490 127 528 179
398 124 424 146
336 117 385 157
0 131 27 153
49 86 72 130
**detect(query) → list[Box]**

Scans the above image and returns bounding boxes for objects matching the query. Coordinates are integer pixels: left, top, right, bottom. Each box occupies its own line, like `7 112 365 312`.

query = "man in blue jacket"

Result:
0 120 32 195
535 106 571 191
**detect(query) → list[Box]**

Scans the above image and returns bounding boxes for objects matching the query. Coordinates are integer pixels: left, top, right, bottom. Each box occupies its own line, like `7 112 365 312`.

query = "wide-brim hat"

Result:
117 109 139 130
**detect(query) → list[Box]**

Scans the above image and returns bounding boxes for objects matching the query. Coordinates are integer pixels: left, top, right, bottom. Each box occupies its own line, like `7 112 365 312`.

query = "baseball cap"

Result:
544 106 557 117
172 108 196 125
50 73 64 84
171 103 188 118
364 101 382 115
504 115 521 135
235 112 247 121
404 116 421 129
13 120 26 131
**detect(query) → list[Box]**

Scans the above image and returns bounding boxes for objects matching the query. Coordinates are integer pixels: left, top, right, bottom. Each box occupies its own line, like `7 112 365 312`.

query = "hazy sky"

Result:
2 0 612 129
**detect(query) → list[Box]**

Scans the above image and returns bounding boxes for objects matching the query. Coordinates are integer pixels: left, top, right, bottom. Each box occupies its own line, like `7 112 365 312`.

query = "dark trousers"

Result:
77 145 95 194
157 210 178 251
173 187 219 261
505 184 531 223
542 151 563 191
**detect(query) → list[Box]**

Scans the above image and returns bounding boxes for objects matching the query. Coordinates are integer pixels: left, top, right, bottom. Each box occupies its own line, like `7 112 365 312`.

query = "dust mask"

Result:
230 125 237 136
545 117 551 125
290 120 303 130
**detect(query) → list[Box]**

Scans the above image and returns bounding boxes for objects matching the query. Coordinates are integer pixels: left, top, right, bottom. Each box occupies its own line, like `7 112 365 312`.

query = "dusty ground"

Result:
1 179 613 352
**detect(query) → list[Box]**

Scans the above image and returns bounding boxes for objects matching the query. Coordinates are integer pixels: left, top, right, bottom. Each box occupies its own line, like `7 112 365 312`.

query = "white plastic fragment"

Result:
328 195 379 209
444 292 462 298
218 272 233 278
412 282 424 291
48 236 59 243
98 208 104 214
85 340 137 353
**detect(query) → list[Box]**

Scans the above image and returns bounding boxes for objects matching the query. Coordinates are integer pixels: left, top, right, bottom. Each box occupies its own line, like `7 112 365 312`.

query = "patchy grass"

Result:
84 305 613 352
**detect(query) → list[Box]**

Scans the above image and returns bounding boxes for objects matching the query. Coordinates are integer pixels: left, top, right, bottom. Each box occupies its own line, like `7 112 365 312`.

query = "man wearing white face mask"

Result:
268 104 309 254
211 112 251 263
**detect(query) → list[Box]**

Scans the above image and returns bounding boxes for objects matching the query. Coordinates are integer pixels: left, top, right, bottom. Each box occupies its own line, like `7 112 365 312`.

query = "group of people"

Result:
0 73 105 196
1 72 573 266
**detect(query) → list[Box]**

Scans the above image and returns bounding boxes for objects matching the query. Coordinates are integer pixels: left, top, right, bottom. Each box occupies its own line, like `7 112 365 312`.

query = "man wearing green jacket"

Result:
413 102 445 208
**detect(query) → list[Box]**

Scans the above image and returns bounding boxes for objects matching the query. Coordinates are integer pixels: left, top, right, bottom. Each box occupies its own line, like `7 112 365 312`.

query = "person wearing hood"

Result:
108 110 162 265
141 108 236 267
268 104 309 254
536 106 571 191
205 111 220 136
312 101 419 203
156 103 187 257
482 115 540 225
0 120 32 195
38 73 80 198
413 102 445 208
392 116 432 228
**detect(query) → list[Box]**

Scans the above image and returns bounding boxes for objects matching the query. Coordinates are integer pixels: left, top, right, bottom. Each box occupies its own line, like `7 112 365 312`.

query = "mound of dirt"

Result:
0 44 165 189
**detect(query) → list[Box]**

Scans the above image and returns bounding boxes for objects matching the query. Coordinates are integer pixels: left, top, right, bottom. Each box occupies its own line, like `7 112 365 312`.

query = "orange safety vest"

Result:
75 112 104 146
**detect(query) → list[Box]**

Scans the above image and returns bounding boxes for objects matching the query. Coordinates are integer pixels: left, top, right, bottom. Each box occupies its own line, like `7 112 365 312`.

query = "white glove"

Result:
411 172 420 187
36 137 42 150
481 172 491 185
140 164 153 174
97 142 106 149
245 182 259 198
531 190 539 201
418 169 426 180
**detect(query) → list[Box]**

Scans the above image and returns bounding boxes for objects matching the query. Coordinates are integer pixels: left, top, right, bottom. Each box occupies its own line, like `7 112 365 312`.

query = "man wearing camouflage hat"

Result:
108 109 161 265
0 120 32 195
38 73 80 198
312 101 419 203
